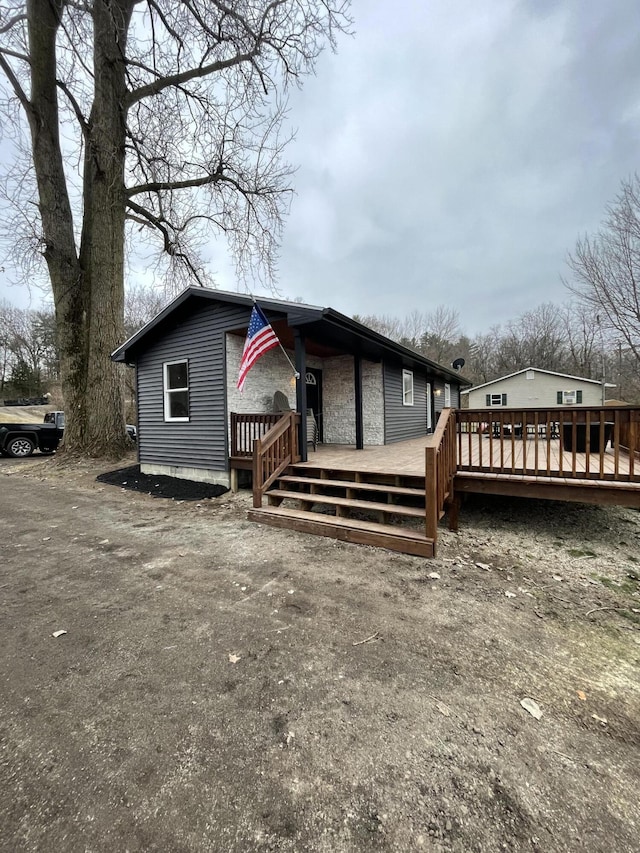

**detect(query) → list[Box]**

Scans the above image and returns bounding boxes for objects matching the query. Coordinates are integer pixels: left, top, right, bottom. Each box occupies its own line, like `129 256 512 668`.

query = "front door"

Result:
305 368 323 442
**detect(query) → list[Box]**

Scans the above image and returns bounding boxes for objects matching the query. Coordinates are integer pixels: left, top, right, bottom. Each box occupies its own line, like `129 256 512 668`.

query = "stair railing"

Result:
252 411 300 508
425 408 457 550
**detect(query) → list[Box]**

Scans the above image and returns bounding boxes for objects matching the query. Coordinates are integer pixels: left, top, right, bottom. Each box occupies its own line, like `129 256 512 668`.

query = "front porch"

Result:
236 406 640 557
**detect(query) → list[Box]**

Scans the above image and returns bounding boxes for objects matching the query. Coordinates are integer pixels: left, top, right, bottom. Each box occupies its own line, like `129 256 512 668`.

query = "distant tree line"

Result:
355 176 640 405
0 300 58 399
354 299 639 404
4 177 640 406
1 286 166 403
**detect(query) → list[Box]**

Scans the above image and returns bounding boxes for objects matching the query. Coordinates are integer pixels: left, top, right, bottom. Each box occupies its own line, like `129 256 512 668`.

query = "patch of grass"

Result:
598 575 640 596
567 548 597 558
621 609 640 625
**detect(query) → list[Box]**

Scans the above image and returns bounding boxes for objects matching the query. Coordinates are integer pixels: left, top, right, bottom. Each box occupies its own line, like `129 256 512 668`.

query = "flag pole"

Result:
251 294 300 379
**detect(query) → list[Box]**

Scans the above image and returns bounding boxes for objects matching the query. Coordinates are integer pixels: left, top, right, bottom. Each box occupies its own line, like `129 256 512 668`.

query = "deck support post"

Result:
294 329 308 463
230 467 238 493
447 491 460 532
354 354 364 450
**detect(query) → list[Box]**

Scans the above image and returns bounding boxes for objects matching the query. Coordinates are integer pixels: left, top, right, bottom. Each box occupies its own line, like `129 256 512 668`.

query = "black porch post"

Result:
294 329 308 463
354 353 364 450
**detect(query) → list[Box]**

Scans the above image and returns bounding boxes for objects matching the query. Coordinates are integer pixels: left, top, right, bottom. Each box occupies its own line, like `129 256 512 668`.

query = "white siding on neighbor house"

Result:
466 371 606 408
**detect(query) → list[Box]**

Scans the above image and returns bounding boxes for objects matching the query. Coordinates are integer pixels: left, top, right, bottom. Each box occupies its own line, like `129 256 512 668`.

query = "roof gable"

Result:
461 367 615 394
112 286 471 386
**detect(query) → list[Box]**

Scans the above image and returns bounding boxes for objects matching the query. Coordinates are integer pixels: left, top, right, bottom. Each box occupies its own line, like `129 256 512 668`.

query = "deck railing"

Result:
425 408 457 547
456 406 640 482
252 411 300 508
230 412 283 457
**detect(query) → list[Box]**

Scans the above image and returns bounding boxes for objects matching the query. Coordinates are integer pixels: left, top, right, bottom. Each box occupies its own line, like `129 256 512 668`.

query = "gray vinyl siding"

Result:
383 362 428 443
433 380 460 418
137 302 249 472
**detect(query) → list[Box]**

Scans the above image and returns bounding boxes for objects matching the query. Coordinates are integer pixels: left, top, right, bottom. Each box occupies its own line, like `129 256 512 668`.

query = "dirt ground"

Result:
0 454 639 852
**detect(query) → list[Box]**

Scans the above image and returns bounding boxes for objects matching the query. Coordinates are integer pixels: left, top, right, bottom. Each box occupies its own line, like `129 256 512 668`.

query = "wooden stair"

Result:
248 465 434 557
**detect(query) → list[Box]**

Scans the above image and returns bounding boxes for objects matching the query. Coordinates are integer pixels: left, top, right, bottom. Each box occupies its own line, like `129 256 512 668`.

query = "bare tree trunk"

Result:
26 0 132 455
80 0 132 454
27 0 89 449
2 1 353 455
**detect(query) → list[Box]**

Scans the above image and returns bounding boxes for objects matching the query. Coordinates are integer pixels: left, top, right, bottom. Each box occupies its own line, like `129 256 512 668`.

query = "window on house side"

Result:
164 360 190 421
558 390 581 405
444 383 451 407
402 370 414 406
486 393 507 406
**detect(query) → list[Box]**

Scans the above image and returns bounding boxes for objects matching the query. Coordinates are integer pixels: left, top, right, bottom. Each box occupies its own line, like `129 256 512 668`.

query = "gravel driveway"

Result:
1 455 638 852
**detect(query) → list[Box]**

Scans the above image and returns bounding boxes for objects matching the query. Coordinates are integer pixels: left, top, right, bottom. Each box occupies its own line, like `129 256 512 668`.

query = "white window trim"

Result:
163 359 190 422
402 369 414 406
562 390 576 404
490 394 504 406
444 383 451 407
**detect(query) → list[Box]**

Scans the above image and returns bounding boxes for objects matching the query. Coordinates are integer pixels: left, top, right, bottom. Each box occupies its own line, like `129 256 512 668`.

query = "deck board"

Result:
296 434 640 499
302 435 638 478
300 436 434 477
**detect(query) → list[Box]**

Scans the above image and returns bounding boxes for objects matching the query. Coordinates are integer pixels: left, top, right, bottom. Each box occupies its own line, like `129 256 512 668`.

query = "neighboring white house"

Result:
461 368 616 409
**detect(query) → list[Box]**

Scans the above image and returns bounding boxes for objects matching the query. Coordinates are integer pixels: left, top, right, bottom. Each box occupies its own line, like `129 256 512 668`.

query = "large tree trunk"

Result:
27 0 133 456
80 0 133 455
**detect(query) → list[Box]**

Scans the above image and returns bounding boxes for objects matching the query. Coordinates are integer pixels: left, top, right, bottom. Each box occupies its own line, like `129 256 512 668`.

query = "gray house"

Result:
112 287 470 487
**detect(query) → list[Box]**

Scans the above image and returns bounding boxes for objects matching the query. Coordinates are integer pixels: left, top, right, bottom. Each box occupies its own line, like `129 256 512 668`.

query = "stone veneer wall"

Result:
226 334 322 415
226 335 383 446
227 333 297 414
362 360 385 445
322 355 384 445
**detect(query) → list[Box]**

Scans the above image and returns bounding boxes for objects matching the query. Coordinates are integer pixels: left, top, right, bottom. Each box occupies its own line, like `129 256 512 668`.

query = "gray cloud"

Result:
3 0 640 339
274 0 640 333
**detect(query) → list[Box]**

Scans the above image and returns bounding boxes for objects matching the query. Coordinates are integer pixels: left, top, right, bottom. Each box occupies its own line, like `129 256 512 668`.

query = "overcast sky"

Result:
271 0 640 333
2 0 640 336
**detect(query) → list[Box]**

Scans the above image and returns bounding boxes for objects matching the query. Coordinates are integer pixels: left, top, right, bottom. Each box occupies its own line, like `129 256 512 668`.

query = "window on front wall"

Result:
402 369 414 406
164 360 190 421
486 393 508 406
444 383 451 407
557 390 582 405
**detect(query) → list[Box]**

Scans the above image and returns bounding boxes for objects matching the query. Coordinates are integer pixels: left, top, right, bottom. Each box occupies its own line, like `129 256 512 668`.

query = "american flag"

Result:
237 304 280 392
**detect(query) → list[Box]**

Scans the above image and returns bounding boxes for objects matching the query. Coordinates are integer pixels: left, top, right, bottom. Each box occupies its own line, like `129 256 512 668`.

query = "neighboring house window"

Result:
164 360 190 421
557 390 582 405
486 393 508 406
444 383 451 407
402 370 414 406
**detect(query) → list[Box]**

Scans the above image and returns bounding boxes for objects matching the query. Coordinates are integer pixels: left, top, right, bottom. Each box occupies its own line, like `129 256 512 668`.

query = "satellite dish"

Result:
452 357 465 371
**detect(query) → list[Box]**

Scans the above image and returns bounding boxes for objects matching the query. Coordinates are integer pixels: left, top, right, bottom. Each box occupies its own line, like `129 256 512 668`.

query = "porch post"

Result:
354 353 364 450
294 329 308 463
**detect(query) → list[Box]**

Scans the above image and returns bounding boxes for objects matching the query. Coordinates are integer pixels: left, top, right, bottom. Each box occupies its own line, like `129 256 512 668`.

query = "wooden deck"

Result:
299 436 433 478
457 433 638 480
240 406 640 557
296 432 640 507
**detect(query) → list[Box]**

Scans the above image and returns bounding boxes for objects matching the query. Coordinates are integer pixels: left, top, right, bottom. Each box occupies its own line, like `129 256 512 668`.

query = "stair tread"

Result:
279 474 425 497
269 489 424 518
251 505 429 541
